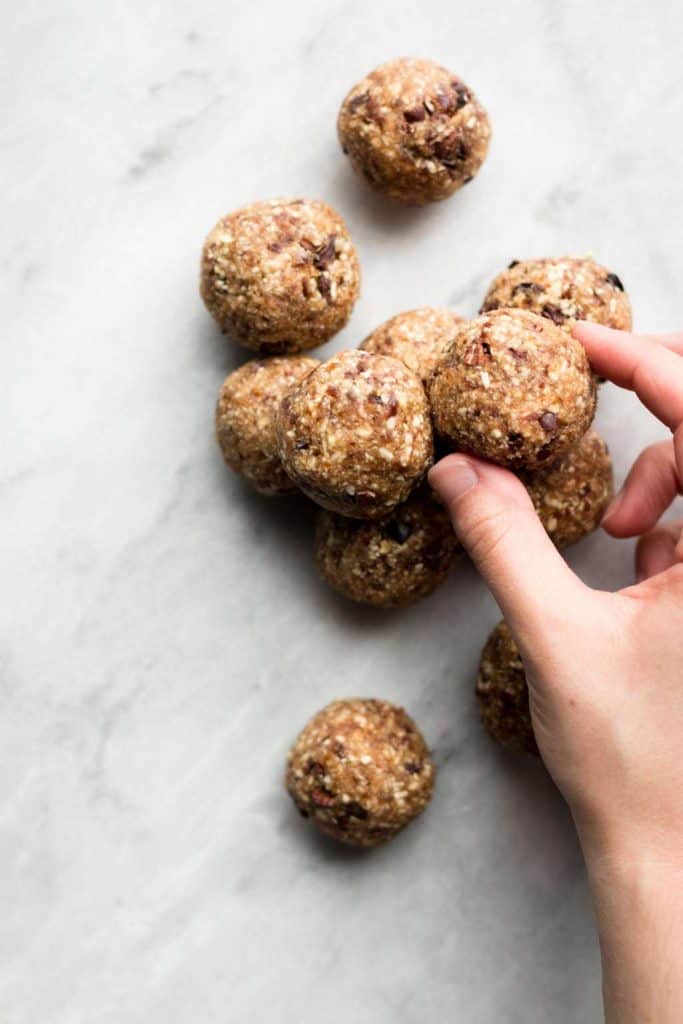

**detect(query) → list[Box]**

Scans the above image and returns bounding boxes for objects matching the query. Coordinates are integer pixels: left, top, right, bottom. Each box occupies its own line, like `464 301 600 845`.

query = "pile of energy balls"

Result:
200 58 632 848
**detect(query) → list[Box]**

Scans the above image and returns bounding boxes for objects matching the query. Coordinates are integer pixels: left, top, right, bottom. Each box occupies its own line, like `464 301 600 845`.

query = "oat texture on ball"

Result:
286 698 435 846
521 429 614 548
200 199 361 353
215 356 319 496
278 349 433 519
480 256 632 333
315 486 460 607
428 309 597 469
360 307 466 383
476 622 538 756
338 57 491 204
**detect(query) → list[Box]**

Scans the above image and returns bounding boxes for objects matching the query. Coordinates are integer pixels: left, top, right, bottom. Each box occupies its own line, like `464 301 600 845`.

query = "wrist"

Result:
576 820 683 1022
574 806 683 887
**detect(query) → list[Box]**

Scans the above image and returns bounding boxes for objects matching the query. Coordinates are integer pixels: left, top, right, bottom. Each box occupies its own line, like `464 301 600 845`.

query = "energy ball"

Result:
200 198 361 354
337 57 491 204
215 356 319 496
476 621 538 756
286 698 435 846
480 256 632 333
427 309 597 469
314 487 460 608
277 349 433 519
521 429 614 548
360 307 466 383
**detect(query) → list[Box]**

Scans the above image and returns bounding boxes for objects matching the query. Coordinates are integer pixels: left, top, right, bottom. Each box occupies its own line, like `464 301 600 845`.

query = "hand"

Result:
429 323 683 1023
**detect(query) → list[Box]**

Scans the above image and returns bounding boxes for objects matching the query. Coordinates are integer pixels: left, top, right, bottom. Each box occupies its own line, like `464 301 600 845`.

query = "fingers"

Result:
602 440 681 538
635 520 683 582
589 331 683 360
429 454 586 641
574 322 683 431
648 333 683 356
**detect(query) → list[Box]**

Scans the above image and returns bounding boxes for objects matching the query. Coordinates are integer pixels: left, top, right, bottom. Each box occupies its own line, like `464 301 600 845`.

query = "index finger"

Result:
574 322 683 431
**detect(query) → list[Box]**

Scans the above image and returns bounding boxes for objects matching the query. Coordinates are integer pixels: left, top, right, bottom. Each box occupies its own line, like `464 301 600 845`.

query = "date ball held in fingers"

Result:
476 621 537 756
215 356 319 496
278 349 433 519
427 309 596 469
200 199 360 354
338 57 491 205
286 698 435 847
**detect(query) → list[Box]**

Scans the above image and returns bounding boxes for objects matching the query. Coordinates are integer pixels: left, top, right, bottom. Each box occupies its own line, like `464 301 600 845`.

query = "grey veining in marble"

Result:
3 1 683 1021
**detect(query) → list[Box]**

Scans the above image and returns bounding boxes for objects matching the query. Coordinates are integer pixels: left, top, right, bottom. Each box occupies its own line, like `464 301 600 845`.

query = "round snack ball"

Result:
360 307 466 383
277 349 433 519
215 356 319 496
337 57 491 204
480 256 632 333
286 698 435 846
314 487 460 608
200 199 361 354
427 309 597 469
476 621 538 756
521 429 614 548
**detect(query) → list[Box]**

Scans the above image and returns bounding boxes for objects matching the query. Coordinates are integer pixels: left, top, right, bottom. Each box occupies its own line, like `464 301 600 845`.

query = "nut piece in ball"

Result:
215 356 319 496
338 57 491 204
521 429 614 548
286 698 435 846
360 307 466 383
427 309 597 469
278 349 434 519
314 487 460 607
480 256 632 333
200 199 361 353
476 622 538 756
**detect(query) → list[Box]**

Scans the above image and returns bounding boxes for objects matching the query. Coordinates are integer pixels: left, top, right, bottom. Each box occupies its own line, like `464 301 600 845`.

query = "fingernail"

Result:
429 457 479 504
601 491 623 527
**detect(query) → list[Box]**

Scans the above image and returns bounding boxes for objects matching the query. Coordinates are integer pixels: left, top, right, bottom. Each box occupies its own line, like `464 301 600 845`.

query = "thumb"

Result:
429 454 586 640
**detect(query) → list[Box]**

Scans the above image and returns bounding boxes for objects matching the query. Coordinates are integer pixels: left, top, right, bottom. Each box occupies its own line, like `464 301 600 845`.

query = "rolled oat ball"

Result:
314 487 460 608
476 621 538 756
286 698 435 846
200 199 361 353
337 57 491 204
215 356 319 495
360 307 466 383
277 349 433 519
521 429 614 548
480 256 632 333
427 309 597 469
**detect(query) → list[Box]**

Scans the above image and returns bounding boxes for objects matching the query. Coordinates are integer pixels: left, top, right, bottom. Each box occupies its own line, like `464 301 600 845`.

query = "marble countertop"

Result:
3 1 683 1020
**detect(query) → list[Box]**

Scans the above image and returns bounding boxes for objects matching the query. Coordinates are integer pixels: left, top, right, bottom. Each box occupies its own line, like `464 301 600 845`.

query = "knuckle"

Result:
457 501 512 566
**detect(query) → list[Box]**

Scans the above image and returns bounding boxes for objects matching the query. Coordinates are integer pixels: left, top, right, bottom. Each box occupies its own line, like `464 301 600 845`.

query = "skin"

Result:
429 322 683 1023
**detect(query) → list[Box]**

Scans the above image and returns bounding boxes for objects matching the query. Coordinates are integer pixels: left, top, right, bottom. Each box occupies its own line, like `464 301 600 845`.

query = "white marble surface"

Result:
3 1 683 1020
